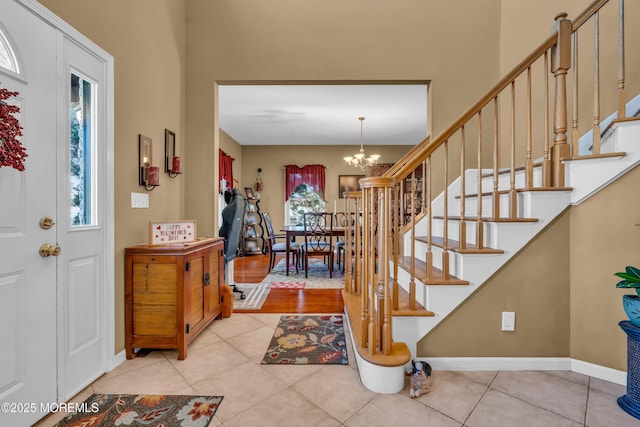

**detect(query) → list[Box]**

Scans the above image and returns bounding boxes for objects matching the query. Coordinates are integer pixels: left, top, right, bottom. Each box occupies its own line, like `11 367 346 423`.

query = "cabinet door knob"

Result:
204 272 210 286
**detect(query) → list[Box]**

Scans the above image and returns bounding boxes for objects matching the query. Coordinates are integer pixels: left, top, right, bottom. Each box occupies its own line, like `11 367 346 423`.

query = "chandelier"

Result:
343 116 380 169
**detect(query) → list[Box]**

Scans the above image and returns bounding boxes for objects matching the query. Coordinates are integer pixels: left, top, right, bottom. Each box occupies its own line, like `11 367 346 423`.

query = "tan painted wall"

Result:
499 0 593 75
240 145 411 233
38 0 187 353
185 0 503 237
419 211 571 357
570 165 640 371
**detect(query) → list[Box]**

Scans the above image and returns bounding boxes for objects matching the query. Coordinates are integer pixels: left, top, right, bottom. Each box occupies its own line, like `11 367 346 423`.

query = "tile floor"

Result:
37 312 638 427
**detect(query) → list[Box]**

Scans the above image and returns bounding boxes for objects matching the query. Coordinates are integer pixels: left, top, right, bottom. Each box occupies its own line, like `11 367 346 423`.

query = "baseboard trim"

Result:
424 357 626 386
109 350 127 372
571 358 627 386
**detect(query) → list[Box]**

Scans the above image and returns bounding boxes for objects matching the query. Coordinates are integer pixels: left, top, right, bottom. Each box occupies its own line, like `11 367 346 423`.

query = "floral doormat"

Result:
53 393 223 427
261 315 348 365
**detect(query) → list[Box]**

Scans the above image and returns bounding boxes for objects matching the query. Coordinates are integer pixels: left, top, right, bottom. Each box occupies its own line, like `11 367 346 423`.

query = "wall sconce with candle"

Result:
139 134 159 191
165 129 182 178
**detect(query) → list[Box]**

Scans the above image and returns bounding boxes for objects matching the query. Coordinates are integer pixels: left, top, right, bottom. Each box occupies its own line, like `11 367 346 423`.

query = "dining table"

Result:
281 225 346 276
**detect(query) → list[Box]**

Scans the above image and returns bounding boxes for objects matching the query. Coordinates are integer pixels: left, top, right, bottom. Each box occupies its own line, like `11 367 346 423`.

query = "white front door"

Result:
0 2 112 425
0 2 59 426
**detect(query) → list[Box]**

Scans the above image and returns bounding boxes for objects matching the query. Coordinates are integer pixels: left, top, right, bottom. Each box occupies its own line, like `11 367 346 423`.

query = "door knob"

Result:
39 243 61 257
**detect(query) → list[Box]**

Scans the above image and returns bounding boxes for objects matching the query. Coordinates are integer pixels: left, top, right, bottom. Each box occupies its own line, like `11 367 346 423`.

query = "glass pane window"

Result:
287 183 326 226
70 73 95 226
0 29 19 73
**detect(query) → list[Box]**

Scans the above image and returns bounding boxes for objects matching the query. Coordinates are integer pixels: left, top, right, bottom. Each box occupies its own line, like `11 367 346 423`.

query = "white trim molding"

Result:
424 357 626 386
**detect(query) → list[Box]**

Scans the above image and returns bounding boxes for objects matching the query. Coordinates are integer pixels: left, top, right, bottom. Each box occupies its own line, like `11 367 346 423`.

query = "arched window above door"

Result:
0 27 20 73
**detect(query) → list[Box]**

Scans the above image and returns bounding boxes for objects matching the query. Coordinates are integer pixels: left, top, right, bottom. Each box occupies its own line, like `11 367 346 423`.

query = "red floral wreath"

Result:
0 85 26 171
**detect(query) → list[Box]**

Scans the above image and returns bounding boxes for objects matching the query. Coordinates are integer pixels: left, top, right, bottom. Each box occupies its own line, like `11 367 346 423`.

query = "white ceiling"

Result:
218 84 428 146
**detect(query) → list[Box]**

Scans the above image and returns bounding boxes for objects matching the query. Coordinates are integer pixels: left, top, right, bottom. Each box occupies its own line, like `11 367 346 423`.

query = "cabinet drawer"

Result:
132 263 177 305
133 304 177 336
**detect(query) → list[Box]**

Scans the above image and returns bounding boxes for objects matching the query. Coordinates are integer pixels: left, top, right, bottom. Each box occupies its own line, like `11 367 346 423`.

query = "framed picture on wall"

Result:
244 187 255 199
338 175 364 198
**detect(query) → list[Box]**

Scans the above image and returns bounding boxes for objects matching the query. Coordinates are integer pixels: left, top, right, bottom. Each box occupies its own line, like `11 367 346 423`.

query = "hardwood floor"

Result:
233 252 344 313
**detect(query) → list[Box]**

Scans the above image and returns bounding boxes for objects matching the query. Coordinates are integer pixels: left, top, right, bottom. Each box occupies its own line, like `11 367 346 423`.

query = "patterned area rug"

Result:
232 282 271 310
53 393 223 427
271 280 306 289
261 315 348 365
268 258 344 289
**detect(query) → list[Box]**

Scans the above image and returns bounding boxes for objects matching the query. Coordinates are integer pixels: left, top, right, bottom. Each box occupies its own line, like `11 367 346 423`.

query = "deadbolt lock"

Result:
39 217 55 230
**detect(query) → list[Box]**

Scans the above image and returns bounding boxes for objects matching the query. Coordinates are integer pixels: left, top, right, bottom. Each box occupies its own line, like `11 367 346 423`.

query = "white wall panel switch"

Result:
501 311 515 331
131 192 149 208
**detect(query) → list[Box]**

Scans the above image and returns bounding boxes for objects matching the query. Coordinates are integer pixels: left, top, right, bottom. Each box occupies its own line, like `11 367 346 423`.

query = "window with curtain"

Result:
219 149 234 193
284 164 326 225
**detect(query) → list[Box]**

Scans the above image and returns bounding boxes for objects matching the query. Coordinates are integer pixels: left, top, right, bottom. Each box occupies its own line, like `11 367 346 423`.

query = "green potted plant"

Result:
615 266 640 327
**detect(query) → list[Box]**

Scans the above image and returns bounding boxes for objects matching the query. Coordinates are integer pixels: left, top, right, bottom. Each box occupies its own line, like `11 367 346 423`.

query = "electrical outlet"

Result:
502 311 515 331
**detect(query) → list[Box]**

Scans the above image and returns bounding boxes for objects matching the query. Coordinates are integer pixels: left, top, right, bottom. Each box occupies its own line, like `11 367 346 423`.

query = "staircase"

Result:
341 0 640 393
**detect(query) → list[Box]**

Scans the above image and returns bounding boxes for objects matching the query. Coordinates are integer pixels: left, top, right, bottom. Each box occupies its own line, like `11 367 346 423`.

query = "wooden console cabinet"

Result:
125 237 225 360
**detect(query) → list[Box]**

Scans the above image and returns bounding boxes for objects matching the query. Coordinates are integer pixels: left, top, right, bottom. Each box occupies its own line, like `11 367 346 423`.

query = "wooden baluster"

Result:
509 81 517 219
372 188 380 351
344 194 353 293
492 97 500 219
551 12 572 187
361 187 369 349
618 0 626 119
442 140 450 279
392 183 399 311
592 11 601 155
543 51 552 186
426 156 434 280
354 195 361 295
572 33 580 157
477 111 485 249
382 185 392 355
459 126 467 250
409 171 416 309
526 66 534 188
399 179 406 226
368 187 378 354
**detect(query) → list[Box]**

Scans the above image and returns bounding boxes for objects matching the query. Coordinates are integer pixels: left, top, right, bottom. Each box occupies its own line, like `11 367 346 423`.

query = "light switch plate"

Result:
502 312 515 331
131 192 149 208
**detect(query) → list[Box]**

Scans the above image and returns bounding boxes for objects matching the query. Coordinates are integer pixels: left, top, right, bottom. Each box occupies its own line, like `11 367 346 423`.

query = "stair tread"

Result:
564 151 626 161
393 284 434 317
433 215 539 223
342 291 412 367
455 187 573 199
397 256 468 285
415 236 504 254
480 161 544 178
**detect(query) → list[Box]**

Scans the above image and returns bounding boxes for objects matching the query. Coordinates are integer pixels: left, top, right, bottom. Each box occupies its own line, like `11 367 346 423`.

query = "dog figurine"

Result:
408 360 432 398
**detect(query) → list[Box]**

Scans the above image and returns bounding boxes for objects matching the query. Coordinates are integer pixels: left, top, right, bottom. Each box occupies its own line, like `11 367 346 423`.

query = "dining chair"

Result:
262 212 299 273
302 211 334 278
334 212 348 271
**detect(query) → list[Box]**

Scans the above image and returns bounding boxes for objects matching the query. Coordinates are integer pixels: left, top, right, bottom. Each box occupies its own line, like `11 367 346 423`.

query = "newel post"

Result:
550 12 572 187
360 176 395 355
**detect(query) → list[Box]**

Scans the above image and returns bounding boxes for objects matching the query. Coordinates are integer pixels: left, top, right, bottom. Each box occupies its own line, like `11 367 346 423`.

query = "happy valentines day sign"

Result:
149 220 197 245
